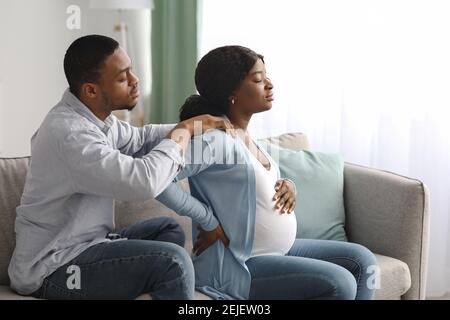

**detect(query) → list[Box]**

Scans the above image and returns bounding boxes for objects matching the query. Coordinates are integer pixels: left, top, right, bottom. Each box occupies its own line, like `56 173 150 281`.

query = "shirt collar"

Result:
62 89 114 134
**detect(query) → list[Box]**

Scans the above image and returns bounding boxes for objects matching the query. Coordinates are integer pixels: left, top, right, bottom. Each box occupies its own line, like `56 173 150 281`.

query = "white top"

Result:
248 145 297 257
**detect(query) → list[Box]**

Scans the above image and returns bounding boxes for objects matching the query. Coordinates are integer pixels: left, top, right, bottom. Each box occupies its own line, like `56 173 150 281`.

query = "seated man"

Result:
8 34 233 300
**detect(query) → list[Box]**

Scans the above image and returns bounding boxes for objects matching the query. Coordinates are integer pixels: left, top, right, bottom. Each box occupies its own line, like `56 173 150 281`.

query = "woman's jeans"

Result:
247 239 378 300
31 217 195 300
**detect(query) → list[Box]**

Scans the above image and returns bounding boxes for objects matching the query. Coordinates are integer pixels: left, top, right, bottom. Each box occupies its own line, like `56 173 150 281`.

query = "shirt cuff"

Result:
154 124 177 140
201 208 219 232
151 138 186 170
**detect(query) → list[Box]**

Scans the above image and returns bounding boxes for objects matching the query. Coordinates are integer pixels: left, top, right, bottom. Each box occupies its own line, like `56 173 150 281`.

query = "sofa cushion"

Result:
374 254 411 300
262 132 310 151
0 157 30 286
258 142 347 241
0 285 39 300
0 284 212 300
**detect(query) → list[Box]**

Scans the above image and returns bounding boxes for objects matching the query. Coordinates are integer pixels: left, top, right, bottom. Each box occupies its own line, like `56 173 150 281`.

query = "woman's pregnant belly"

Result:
250 203 297 257
247 145 297 257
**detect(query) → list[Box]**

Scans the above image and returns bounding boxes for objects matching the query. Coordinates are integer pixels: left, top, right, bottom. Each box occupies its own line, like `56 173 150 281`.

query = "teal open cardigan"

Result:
156 128 284 299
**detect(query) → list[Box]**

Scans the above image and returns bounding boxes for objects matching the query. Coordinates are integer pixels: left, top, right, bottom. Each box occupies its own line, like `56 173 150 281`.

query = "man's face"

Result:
98 47 140 112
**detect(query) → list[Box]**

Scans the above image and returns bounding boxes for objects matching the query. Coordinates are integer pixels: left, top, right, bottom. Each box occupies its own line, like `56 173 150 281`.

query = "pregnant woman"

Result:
157 45 378 300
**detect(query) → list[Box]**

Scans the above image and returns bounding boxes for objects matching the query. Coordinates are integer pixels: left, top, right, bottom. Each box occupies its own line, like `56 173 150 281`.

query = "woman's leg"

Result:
247 255 357 300
287 239 378 300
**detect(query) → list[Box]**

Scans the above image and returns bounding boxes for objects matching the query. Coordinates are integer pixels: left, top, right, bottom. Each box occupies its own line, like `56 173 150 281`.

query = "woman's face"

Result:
231 58 274 115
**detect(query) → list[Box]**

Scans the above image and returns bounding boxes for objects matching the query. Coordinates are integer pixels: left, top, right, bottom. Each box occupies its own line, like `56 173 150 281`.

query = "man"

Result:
8 35 233 299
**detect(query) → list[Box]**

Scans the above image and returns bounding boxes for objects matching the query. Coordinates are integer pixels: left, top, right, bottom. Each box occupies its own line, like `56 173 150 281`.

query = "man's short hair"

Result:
64 35 119 97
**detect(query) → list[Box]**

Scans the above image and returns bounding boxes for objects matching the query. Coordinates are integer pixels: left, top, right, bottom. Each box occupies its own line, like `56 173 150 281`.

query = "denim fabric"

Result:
247 239 378 300
31 217 194 300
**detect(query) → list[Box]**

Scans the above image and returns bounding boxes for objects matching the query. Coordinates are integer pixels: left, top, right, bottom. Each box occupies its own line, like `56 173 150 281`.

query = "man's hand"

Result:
193 224 230 256
273 179 296 214
166 114 235 151
182 114 236 137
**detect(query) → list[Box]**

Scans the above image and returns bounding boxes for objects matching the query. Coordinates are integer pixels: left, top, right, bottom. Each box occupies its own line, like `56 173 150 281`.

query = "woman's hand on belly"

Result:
273 180 296 214
193 224 230 256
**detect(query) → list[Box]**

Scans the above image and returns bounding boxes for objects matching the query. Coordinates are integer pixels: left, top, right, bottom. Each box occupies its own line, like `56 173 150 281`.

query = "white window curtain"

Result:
200 0 450 297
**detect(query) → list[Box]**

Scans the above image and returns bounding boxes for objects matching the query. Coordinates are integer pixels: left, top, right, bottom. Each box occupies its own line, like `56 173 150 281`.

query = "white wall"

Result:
0 0 150 157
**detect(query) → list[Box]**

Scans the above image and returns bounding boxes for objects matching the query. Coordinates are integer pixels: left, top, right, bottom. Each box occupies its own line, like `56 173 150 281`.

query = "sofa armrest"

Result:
343 162 430 300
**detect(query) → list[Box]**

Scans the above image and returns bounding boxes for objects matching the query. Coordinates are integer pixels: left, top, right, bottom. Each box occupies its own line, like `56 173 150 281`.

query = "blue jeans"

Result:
31 217 195 300
247 239 378 300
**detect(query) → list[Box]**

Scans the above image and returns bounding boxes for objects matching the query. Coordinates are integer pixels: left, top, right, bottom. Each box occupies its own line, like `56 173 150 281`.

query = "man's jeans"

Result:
247 239 378 300
31 217 195 300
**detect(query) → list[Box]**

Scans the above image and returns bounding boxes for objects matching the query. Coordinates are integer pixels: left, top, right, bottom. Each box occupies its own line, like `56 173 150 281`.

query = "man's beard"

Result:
121 104 136 111
100 91 112 112
101 91 136 111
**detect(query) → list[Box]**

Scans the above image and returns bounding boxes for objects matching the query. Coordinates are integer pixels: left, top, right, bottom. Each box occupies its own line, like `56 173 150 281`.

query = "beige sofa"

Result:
0 132 429 300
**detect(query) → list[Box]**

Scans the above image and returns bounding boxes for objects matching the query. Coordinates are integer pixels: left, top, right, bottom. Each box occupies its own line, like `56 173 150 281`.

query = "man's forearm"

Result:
154 124 177 141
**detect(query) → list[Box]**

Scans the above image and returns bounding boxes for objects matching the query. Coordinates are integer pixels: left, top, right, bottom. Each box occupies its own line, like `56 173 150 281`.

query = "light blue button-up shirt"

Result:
157 128 295 300
8 89 184 295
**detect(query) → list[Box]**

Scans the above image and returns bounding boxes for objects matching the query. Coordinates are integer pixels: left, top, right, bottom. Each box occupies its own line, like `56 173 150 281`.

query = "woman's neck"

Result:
228 113 252 133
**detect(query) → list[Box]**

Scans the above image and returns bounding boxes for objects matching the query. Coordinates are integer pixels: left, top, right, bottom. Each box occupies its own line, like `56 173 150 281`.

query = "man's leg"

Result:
31 239 195 300
118 216 185 247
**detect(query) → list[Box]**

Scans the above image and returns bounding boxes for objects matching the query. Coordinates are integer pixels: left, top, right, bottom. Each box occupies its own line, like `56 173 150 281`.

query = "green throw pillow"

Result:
259 141 347 241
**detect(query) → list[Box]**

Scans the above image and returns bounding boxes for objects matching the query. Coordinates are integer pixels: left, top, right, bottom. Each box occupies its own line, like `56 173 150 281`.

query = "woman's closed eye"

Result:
254 75 270 83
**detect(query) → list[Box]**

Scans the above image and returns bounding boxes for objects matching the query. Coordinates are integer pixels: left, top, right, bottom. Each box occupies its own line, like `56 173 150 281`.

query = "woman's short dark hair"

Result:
64 35 119 97
179 46 263 121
